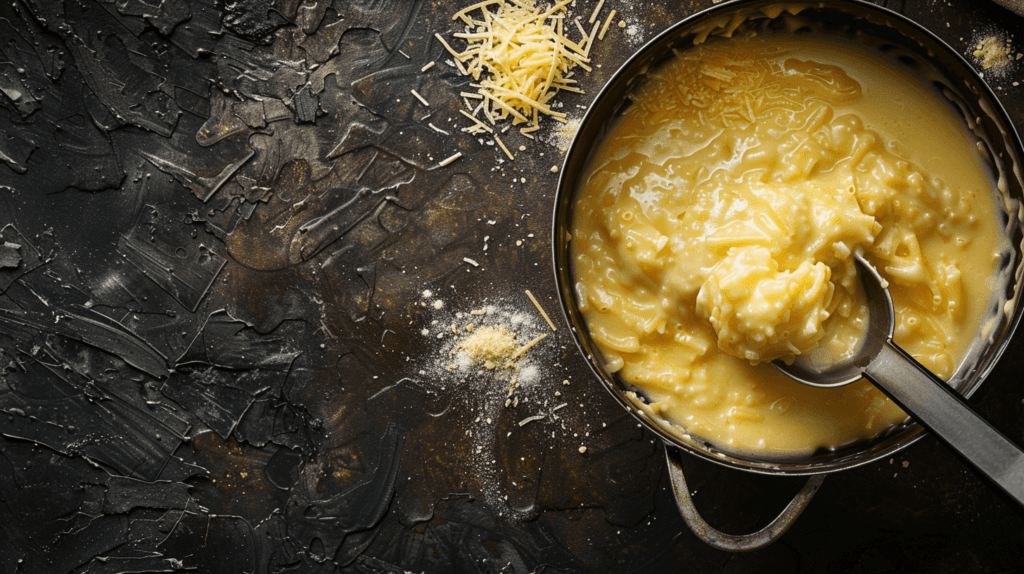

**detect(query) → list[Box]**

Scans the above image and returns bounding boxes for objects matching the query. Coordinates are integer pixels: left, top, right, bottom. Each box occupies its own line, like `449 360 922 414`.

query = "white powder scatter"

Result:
433 299 444 310
619 17 645 48
542 117 582 152
509 312 531 327
413 292 579 520
423 290 433 298
518 364 540 386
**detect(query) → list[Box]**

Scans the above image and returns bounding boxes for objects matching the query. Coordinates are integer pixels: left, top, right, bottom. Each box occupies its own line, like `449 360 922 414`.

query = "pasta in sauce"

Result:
571 32 1008 456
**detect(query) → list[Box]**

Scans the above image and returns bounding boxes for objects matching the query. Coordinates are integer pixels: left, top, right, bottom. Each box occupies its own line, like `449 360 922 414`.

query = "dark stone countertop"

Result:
0 1 1022 573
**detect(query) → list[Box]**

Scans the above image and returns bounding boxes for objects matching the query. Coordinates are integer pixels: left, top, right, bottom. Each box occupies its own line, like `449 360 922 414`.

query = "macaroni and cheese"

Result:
571 32 1009 456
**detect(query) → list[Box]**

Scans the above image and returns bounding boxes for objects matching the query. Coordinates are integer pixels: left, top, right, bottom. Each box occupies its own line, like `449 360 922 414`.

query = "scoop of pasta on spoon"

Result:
773 252 1024 508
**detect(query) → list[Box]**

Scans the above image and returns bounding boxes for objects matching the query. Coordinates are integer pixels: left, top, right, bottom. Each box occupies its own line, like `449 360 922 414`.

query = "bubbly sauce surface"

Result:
571 32 1008 456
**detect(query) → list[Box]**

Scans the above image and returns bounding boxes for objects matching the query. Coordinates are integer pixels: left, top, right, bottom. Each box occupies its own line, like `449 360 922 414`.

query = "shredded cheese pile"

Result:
436 0 612 146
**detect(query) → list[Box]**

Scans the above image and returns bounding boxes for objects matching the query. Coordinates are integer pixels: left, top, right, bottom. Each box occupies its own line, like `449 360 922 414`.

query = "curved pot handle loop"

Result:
665 448 825 552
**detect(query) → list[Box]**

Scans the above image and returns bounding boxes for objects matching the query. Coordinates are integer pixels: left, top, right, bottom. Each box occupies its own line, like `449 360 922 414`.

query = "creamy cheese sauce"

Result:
571 32 1009 456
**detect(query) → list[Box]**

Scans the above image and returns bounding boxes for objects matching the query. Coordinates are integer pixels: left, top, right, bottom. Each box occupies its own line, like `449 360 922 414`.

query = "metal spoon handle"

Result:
865 341 1024 507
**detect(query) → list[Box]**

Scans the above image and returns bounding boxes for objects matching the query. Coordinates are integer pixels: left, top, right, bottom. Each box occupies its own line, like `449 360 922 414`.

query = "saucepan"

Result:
551 0 1024 551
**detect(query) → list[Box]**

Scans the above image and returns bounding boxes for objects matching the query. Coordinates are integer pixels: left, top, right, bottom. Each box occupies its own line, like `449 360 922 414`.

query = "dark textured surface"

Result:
0 1 1022 573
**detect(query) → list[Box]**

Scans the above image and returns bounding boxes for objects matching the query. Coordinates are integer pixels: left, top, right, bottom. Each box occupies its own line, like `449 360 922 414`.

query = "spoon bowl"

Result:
773 254 894 388
774 254 1024 508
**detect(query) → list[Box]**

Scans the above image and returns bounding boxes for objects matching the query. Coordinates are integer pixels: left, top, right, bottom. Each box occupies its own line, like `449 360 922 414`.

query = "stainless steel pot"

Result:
551 0 1024 551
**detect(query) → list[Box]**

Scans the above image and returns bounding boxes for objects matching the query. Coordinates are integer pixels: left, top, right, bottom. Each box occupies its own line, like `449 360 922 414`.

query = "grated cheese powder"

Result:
453 325 520 370
974 35 1013 70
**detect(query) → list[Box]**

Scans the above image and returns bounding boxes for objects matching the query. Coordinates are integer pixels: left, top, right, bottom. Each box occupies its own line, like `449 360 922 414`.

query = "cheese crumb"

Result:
973 34 1014 70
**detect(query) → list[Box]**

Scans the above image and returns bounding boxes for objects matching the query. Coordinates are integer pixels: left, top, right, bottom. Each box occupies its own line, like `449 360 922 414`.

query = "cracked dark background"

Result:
1 0 1023 572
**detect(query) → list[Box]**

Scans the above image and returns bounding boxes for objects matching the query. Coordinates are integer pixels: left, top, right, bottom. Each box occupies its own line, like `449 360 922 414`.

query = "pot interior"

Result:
552 0 1024 475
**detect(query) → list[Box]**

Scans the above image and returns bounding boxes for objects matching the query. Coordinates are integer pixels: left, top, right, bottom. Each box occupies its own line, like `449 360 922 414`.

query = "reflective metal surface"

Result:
553 0 1024 475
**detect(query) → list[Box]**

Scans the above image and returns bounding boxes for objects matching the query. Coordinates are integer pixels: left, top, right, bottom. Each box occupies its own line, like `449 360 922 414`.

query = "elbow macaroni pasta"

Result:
571 33 1007 455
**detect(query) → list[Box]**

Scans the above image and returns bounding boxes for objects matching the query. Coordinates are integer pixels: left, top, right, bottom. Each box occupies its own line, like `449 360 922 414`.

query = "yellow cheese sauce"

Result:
571 32 1009 457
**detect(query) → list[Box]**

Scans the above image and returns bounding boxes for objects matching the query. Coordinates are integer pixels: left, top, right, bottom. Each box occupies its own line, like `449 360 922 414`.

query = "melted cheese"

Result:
571 33 1009 457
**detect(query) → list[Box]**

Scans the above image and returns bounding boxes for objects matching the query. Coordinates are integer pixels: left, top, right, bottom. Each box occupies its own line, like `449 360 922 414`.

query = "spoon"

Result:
773 253 1024 508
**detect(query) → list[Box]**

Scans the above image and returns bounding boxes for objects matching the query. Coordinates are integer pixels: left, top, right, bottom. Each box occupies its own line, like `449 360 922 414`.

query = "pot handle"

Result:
665 448 825 552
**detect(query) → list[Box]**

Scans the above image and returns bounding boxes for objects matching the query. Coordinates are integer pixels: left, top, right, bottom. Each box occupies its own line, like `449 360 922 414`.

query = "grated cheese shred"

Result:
494 134 515 160
438 152 463 167
525 289 557 332
441 0 601 144
411 89 430 106
513 333 548 359
598 9 616 41
459 109 494 134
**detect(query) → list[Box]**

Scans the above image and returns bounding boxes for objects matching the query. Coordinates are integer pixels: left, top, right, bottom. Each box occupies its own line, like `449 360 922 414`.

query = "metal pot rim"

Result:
551 0 1024 476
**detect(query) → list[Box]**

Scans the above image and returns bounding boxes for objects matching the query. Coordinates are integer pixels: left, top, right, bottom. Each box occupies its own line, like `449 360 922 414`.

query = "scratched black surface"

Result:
1 0 1023 573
